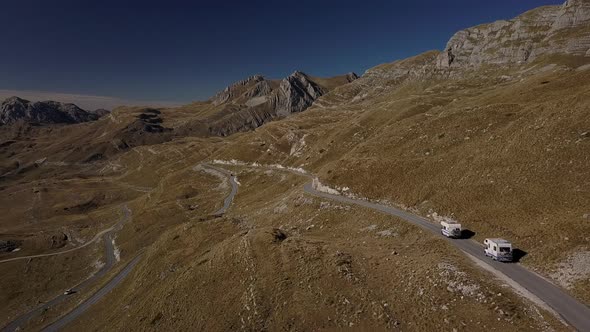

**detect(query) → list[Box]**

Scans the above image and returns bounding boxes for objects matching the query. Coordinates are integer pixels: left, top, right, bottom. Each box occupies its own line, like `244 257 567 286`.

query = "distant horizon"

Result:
0 0 563 108
0 89 184 111
0 68 358 110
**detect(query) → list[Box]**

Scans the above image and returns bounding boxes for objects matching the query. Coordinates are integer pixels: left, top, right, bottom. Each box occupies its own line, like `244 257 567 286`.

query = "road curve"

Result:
0 207 128 264
4 165 239 331
302 182 590 330
1 205 131 332
213 163 590 331
41 254 143 332
37 164 240 330
201 164 239 216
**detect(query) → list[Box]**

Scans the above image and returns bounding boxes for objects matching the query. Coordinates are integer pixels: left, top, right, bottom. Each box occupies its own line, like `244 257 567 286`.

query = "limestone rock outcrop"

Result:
273 71 325 116
203 71 358 136
436 0 590 69
211 75 265 106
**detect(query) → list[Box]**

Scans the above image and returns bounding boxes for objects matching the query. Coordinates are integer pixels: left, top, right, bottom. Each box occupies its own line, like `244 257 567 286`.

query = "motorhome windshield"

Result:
499 247 511 253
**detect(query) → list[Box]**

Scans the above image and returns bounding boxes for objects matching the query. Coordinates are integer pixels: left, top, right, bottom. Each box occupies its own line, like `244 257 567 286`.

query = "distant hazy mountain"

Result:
0 96 106 125
0 90 183 111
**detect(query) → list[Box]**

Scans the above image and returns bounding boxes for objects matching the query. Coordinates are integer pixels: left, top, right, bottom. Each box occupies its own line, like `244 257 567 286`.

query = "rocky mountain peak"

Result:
211 74 266 105
201 71 358 136
435 0 590 69
289 70 307 78
551 0 590 31
345 72 359 82
4 96 29 104
563 0 589 8
275 71 325 116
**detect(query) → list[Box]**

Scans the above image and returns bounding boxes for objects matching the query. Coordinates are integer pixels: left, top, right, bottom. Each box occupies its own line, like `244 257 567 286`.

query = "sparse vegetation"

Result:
1 0 590 330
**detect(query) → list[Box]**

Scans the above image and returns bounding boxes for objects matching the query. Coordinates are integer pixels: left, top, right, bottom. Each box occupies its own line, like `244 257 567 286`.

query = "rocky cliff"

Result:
436 0 590 68
272 71 326 116
328 0 590 107
211 75 267 106
202 71 358 136
0 96 104 125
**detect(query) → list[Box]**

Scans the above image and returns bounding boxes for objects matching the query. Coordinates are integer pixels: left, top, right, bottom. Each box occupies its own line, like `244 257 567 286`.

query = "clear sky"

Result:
0 0 562 105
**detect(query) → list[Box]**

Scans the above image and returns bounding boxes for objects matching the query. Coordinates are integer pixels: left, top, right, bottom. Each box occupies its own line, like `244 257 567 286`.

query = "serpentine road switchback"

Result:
208 162 590 331
3 163 589 331
39 165 239 331
203 164 239 216
2 165 239 332
1 206 133 332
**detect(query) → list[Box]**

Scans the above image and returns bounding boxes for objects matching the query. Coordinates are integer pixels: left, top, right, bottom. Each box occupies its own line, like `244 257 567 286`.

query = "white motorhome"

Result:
484 238 513 262
441 221 462 238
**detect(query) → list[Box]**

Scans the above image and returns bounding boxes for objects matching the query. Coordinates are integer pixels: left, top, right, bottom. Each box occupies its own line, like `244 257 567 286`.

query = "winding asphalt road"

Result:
1 206 132 332
6 163 588 330
303 182 590 330
202 164 239 216
212 162 590 331
0 208 127 265
41 254 143 332
3 165 239 331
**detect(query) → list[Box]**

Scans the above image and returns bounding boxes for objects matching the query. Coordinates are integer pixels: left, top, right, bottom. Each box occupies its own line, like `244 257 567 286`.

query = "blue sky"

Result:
0 0 562 105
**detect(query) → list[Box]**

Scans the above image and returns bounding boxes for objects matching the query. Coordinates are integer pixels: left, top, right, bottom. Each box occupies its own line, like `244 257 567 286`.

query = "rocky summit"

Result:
0 96 104 125
202 71 357 136
437 0 590 68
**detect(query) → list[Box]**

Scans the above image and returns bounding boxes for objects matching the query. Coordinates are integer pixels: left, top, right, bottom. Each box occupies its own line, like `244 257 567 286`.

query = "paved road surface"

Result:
1 206 131 332
39 165 241 329
41 254 143 332
202 164 239 215
7 162 588 330
4 165 239 332
0 207 128 264
210 162 590 331
302 182 590 331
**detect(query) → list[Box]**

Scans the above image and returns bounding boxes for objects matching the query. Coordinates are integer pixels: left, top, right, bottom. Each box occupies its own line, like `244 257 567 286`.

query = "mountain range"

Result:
1 1 589 331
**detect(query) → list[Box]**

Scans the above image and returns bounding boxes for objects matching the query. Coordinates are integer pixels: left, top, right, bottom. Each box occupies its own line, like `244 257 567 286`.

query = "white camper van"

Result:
484 238 513 262
441 221 462 238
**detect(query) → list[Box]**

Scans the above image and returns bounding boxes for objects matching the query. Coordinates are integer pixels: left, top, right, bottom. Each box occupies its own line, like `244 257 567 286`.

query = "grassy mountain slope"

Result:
1 1 589 330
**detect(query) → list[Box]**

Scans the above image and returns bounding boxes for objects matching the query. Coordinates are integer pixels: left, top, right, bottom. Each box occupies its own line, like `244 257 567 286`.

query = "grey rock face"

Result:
210 75 265 106
346 72 360 82
205 71 358 136
363 51 441 86
273 71 325 116
550 0 590 31
0 96 103 125
436 0 590 69
245 80 273 99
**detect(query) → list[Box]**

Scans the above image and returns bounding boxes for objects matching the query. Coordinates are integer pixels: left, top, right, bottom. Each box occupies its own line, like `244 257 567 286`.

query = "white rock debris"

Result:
549 250 590 289
112 238 121 262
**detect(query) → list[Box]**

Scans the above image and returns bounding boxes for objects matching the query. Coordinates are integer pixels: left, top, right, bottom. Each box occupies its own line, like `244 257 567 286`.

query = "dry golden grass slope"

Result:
212 54 590 305
1 56 589 332
1 2 590 330
66 167 564 331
